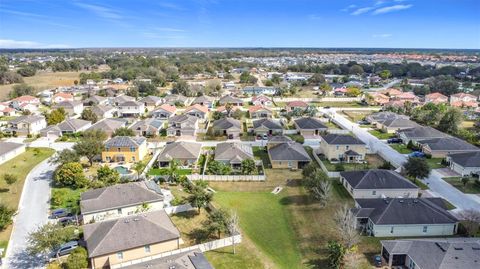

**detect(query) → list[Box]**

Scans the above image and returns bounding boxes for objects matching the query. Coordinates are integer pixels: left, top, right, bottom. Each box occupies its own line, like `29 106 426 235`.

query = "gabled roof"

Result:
80 181 163 214
164 94 187 103
168 114 198 124
87 118 127 133
419 137 479 151
294 117 327 130
0 142 24 156
129 118 164 131
321 133 365 145
53 92 73 99
354 198 457 225
381 118 419 128
248 105 272 113
212 117 241 130
219 95 243 104
214 142 253 163
139 95 162 104
398 126 449 140
91 104 115 115
185 104 209 114
448 151 480 167
287 100 308 107
155 104 177 114
451 93 477 99
83 210 179 258
341 169 418 190
157 141 202 162
57 118 91 132
253 118 283 130
192 95 213 104
54 100 82 108
8 115 45 124
119 100 142 107
104 136 146 148
252 95 271 102
121 250 214 269
113 95 135 104
84 95 107 104
425 92 448 100
268 142 311 161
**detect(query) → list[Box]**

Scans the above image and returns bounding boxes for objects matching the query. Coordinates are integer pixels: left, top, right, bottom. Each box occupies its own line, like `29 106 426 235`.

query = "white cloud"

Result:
0 39 70 48
75 3 122 19
373 4 412 14
351 7 374 15
341 4 357 12
372 33 393 38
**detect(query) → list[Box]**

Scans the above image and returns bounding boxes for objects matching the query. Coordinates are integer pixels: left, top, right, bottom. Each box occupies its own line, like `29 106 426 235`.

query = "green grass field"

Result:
368 130 395 140
426 158 446 169
444 177 480 194
148 168 192 175
390 144 413 154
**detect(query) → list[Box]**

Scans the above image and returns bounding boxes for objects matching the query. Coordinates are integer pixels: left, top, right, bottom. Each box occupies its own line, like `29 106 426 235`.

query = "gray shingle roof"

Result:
87 118 127 133
57 119 91 132
219 95 243 105
354 198 457 225
366 112 408 124
129 119 164 131
121 250 214 269
91 105 115 116
212 117 241 130
83 210 179 257
157 141 202 162
214 142 253 163
340 169 418 190
119 100 142 107
54 100 82 109
321 133 365 145
419 137 479 151
104 136 146 148
168 114 198 124
268 142 312 161
381 238 480 269
8 115 45 124
192 95 213 104
80 182 164 214
398 126 449 140
253 118 283 130
139 95 162 104
0 142 24 156
294 117 327 130
381 118 419 128
113 95 135 104
448 151 480 168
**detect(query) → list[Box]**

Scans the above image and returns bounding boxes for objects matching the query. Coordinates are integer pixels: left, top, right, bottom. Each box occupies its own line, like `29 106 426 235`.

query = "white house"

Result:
0 142 26 165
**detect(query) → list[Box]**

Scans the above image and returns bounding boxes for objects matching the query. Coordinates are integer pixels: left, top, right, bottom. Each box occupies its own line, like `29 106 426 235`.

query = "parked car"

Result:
357 120 369 125
50 208 71 219
58 216 76 226
374 255 382 267
387 138 403 144
56 241 78 257
409 151 426 158
323 106 331 109
262 134 268 140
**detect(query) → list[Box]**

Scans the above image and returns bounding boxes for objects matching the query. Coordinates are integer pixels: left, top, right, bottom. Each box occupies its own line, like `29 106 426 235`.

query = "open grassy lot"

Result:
312 102 365 108
0 147 55 244
390 144 413 154
341 110 373 122
368 130 395 140
0 71 82 101
444 177 480 194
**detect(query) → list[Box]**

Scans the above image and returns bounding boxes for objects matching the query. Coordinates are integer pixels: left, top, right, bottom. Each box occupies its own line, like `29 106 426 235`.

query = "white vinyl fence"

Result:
164 204 195 215
272 97 361 103
187 174 266 181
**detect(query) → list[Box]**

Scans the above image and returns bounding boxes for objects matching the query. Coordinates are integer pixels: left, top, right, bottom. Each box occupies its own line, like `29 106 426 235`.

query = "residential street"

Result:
324 108 480 212
4 141 74 269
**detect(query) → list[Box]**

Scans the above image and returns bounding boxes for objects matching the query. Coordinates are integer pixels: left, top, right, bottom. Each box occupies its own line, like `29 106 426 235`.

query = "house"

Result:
252 95 273 106
129 118 164 137
84 95 108 106
214 142 254 169
166 115 199 137
87 118 128 137
450 93 477 105
418 137 479 158
242 86 278 95
157 141 201 167
119 250 214 269
218 95 243 106
0 103 17 116
248 105 273 118
91 104 117 119
369 93 390 106
0 142 26 165
380 88 403 98
366 112 409 126
102 136 148 163
340 170 419 199
7 115 46 136
394 92 419 103
212 117 242 139
377 118 419 134
151 104 177 119
397 126 449 145
353 198 458 237
286 101 308 112
45 118 91 136
319 134 366 162
139 95 162 111
53 100 84 116
184 104 209 120
118 101 145 117
163 94 188 106
447 151 480 177
333 87 348 96
294 117 328 136
380 238 480 269
216 105 240 115
425 92 448 104
80 181 164 223
252 118 283 136
53 92 74 103
192 95 214 108
112 95 135 106
268 141 311 169
84 210 180 269
10 95 40 106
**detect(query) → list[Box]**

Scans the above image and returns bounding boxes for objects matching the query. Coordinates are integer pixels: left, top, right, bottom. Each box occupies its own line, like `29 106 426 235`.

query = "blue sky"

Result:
0 0 479 49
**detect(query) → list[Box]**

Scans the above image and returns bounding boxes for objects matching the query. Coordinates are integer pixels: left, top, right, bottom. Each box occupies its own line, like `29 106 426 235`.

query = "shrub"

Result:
65 247 88 269
334 163 345 171
0 204 15 231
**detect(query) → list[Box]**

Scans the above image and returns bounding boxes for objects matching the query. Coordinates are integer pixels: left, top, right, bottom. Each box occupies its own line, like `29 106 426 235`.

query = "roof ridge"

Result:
355 170 371 188
420 199 457 221
90 218 121 256
375 197 396 224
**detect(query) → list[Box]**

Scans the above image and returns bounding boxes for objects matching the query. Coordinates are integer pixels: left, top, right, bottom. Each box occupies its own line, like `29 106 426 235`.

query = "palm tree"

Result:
133 162 146 180
167 159 180 182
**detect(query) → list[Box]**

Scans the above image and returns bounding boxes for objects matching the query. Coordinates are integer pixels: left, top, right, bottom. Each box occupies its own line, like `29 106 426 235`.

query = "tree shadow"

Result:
278 195 318 206
7 249 45 269
0 188 9 193
285 178 302 187
188 228 211 244
172 210 198 219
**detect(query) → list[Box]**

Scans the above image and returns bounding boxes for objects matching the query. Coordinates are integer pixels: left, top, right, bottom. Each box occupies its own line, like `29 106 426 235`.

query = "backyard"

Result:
320 154 386 172
0 147 55 249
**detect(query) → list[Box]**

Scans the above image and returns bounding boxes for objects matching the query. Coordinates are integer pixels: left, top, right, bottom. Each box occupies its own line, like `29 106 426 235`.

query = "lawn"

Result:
321 159 372 172
148 168 192 176
253 146 271 167
390 144 413 154
312 102 365 108
50 187 85 214
341 111 373 122
425 158 446 169
368 130 395 140
444 177 480 194
0 147 55 244
287 134 305 144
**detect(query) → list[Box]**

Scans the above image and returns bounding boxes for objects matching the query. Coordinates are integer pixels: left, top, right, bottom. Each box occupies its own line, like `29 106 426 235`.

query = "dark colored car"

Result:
409 151 426 158
357 120 370 125
56 241 78 257
58 216 76 226
374 255 382 267
50 208 71 219
324 106 331 109
387 138 403 144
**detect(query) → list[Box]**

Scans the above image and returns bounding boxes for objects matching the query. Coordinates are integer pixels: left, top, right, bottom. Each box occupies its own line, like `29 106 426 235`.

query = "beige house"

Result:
53 100 84 116
84 210 180 268
157 141 202 168
419 137 479 158
212 117 242 139
319 134 366 162
0 142 26 165
268 141 311 169
7 115 47 136
294 117 328 136
80 181 164 223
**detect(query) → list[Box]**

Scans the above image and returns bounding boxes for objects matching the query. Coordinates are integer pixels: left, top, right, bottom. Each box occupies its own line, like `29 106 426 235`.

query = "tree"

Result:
49 149 80 165
81 108 98 123
0 204 14 231
227 210 240 254
136 81 158 96
27 223 77 256
17 66 36 77
47 108 66 125
403 157 431 183
167 159 180 182
334 204 360 250
302 162 318 178
54 162 88 188
346 87 362 97
271 74 282 85
327 240 346 269
308 73 325 85
459 210 480 236
437 107 462 134
241 159 256 175
133 161 146 179
187 186 213 213
73 130 106 166
3 173 18 193
64 247 88 269
172 80 192 96
96 165 120 186
303 170 331 207
207 161 232 175
211 111 225 120
348 65 364 75
239 71 251 83
9 83 34 98
205 208 230 238
231 109 243 120
112 127 135 137
462 176 470 188
378 70 391 80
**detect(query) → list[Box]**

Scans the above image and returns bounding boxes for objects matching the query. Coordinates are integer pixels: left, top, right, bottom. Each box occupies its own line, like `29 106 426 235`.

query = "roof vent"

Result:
454 247 463 250
399 200 404 203
413 199 418 203
133 218 140 221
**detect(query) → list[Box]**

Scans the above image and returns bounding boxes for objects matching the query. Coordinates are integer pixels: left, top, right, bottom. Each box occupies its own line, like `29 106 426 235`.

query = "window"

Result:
132 156 136 162
288 161 292 168
144 245 151 253
423 226 428 233
372 191 376 195
390 227 394 234
130 147 136 152
117 148 121 152
336 145 339 150
117 252 123 259
346 145 350 150
117 208 122 214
